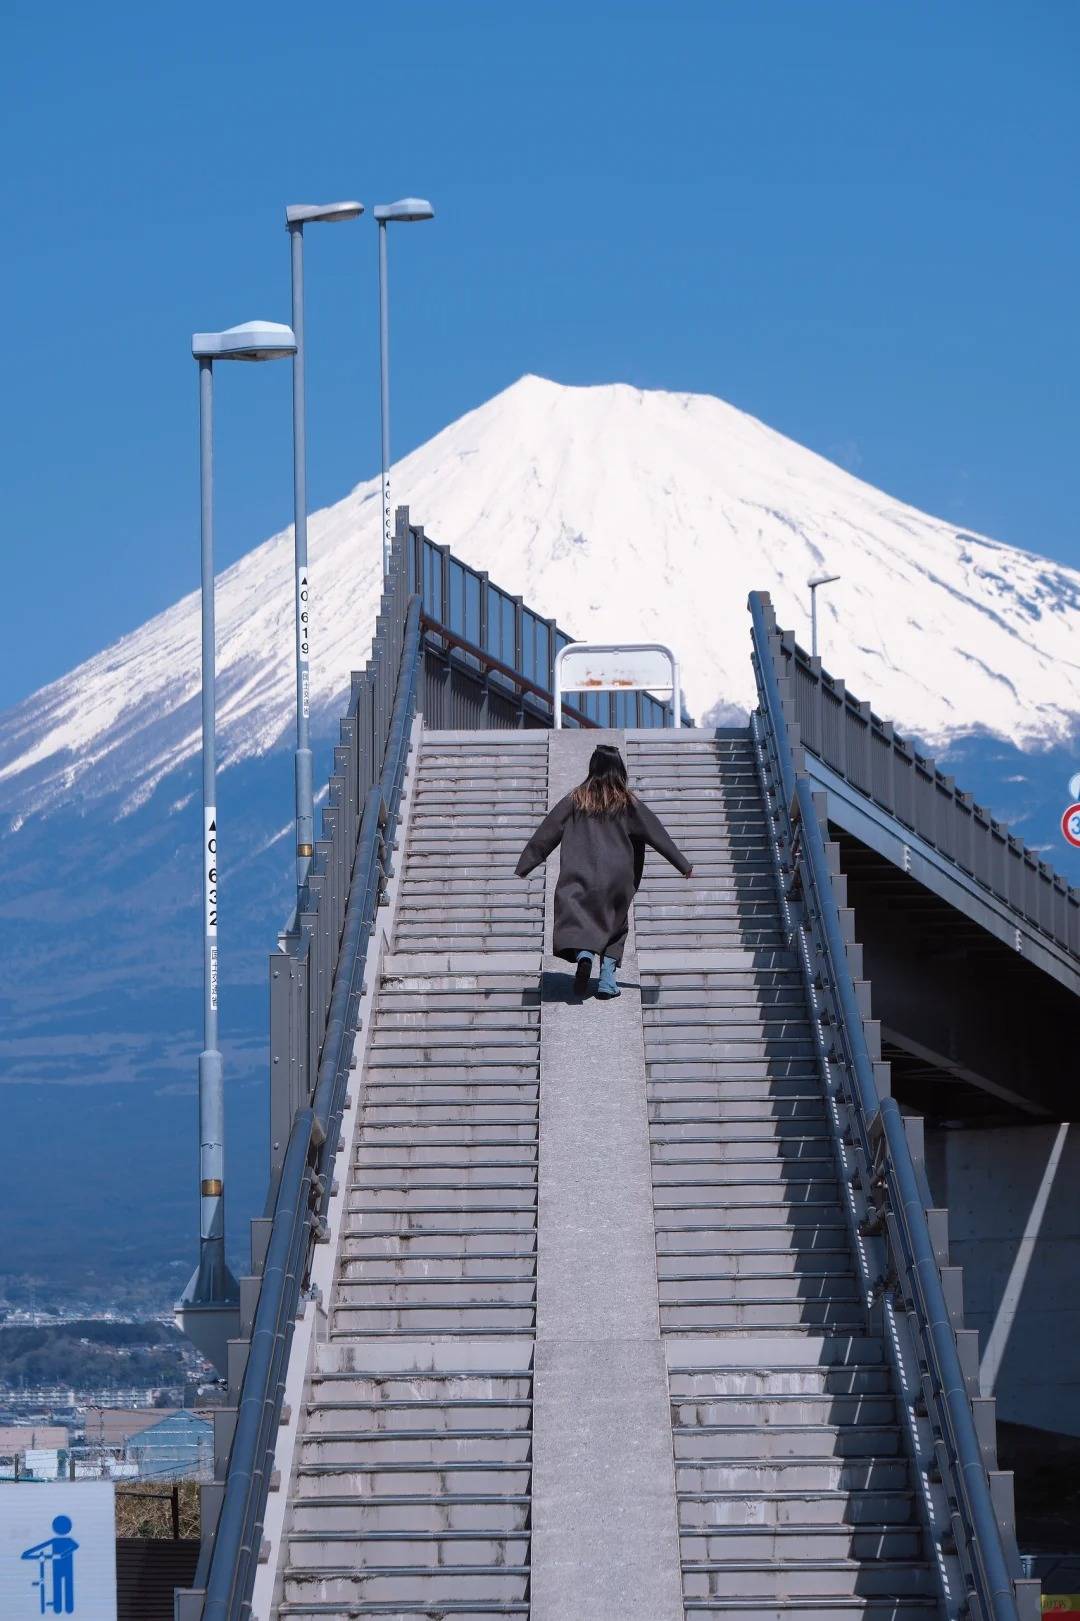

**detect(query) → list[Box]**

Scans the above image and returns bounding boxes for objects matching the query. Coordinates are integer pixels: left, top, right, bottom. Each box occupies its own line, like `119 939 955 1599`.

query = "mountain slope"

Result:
1 374 1078 1308
4 374 1080 828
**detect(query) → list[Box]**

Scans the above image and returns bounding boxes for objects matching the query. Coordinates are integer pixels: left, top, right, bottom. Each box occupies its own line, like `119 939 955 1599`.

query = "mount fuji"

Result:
2 374 1078 1308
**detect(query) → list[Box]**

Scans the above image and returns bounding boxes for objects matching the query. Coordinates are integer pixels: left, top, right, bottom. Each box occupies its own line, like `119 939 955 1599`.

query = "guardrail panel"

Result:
751 590 1033 1621
777 629 1079 960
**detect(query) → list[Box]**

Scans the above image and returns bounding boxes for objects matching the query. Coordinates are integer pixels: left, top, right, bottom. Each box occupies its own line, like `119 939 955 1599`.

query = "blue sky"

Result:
5 0 1078 707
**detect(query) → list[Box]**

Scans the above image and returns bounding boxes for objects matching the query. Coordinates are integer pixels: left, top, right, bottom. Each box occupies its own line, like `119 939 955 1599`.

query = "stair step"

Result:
655 1203 848 1230
288 1495 531 1534
662 1303 866 1331
669 1367 893 1397
659 1275 860 1304
344 1209 537 1233
333 1278 536 1305
656 1228 849 1254
682 1603 937 1619
288 1530 530 1569
294 1463 532 1494
657 1251 853 1276
279 1605 529 1619
681 1559 935 1600
651 1138 832 1161
672 1395 895 1426
346 1189 538 1211
654 1181 843 1205
331 1304 536 1333
678 1489 916 1528
674 1426 904 1461
339 1255 537 1280
341 1232 536 1258
680 1525 924 1562
676 1459 911 1493
299 1432 533 1466
352 1156 537 1179
304 1400 530 1435
282 1566 530 1604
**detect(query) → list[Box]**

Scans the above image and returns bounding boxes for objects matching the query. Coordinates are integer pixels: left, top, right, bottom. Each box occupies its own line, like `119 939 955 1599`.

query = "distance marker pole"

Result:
378 217 392 579
289 223 315 891
197 356 227 1299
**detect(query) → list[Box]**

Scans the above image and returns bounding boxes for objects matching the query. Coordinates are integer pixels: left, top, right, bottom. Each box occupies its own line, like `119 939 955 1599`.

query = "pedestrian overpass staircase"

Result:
177 514 1073 1621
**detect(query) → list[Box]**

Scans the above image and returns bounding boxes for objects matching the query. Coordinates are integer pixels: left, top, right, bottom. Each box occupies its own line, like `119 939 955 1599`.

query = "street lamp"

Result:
178 320 296 1375
808 572 841 660
285 201 364 890
373 198 435 576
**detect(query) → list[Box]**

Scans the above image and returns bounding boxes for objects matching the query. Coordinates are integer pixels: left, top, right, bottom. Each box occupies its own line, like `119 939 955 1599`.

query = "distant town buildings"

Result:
0 1408 214 1482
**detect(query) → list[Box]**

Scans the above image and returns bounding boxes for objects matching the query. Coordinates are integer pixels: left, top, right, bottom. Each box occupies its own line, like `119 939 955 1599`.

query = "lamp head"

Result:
373 197 435 223
192 321 297 362
808 572 841 589
286 201 365 227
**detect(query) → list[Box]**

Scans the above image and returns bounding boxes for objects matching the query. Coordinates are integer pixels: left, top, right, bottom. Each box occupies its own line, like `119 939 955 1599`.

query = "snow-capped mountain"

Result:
4 374 1080 828
3 374 1078 1309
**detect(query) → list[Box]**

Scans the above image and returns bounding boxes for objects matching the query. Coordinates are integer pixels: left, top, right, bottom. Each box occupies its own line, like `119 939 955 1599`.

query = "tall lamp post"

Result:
177 321 297 1376
808 572 841 660
285 202 364 891
373 198 435 577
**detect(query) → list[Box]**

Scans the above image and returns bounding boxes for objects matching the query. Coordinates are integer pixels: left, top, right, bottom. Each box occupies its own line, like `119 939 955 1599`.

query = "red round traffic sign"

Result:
1062 803 1080 848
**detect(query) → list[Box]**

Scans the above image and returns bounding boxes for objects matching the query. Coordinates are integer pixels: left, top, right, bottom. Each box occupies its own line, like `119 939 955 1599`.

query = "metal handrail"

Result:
749 589 1021 1621
418 611 599 727
782 627 1078 957
405 513 682 728
201 596 422 1620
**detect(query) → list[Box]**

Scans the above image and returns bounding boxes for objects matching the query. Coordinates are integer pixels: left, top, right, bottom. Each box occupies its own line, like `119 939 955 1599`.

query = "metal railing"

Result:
185 510 685 1619
750 589 1035 1621
404 513 685 729
199 533 420 1620
777 620 1079 957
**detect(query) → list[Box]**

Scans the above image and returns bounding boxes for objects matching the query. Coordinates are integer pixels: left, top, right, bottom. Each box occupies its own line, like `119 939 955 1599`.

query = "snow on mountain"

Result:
4 373 1080 825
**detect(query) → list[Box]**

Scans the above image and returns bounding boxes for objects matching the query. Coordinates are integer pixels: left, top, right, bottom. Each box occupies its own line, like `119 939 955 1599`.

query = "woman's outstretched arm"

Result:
634 799 693 876
515 794 574 876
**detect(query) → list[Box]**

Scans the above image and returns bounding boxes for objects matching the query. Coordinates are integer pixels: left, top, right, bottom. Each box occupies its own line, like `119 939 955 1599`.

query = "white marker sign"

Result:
0 1481 117 1619
204 808 218 937
298 569 311 720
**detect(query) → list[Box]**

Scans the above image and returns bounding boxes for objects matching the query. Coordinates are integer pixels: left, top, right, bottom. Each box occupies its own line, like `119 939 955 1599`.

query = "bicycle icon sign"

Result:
2 1483 114 1620
20 1517 78 1615
1062 803 1080 850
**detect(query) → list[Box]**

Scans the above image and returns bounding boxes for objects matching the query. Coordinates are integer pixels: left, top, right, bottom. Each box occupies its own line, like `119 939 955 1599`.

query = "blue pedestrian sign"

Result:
2 1484 115 1620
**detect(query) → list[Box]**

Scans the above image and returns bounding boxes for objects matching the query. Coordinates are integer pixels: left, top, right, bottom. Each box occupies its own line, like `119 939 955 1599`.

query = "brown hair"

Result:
570 745 635 816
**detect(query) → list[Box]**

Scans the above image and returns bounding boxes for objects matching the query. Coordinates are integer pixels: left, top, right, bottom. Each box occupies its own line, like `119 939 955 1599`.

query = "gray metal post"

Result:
811 585 819 660
378 219 392 579
289 225 315 891
196 357 230 1302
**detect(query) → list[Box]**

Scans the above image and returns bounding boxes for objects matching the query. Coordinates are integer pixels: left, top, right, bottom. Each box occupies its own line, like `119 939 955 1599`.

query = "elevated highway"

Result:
175 513 1078 1620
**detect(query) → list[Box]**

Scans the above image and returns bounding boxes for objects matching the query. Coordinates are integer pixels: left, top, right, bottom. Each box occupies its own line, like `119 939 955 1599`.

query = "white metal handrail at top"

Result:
553 641 681 729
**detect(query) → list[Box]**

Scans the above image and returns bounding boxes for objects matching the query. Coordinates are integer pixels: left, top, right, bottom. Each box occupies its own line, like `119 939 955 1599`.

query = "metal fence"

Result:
404 514 685 729
196 530 420 1620
772 610 1080 956
750 589 1037 1621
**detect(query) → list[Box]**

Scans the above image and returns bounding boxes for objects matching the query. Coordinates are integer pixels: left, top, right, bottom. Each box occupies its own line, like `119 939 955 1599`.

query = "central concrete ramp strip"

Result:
531 728 685 1621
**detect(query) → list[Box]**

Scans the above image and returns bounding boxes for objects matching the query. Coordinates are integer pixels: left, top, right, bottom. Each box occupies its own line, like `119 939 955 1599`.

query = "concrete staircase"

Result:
628 732 939 1620
276 733 547 1619
268 725 946 1621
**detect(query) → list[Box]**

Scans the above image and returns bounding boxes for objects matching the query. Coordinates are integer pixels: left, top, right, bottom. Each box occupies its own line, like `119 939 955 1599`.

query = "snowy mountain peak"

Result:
3 373 1080 824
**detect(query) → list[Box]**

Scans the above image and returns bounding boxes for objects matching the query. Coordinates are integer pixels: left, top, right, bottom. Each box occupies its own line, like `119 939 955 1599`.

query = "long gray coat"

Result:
515 794 691 964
